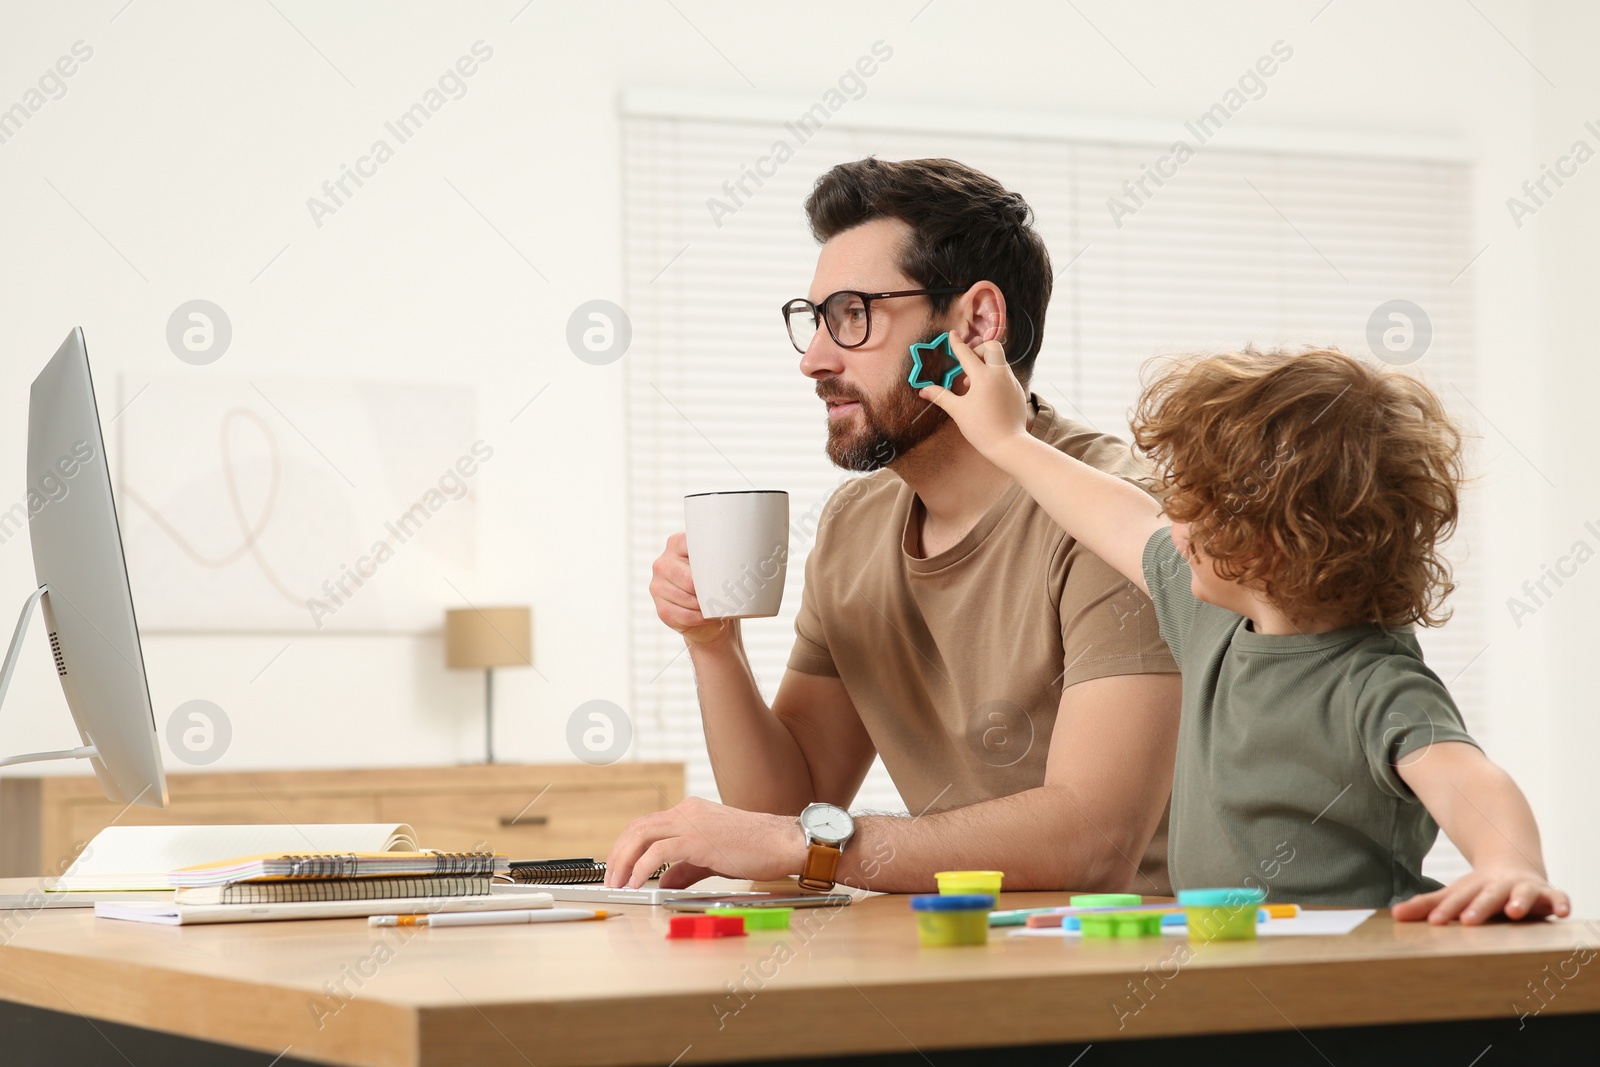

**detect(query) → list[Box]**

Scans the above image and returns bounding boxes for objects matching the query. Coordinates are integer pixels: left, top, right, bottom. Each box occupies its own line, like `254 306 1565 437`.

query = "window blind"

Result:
621 102 1481 878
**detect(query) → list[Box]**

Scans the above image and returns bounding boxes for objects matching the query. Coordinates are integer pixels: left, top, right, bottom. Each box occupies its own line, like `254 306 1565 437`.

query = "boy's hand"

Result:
918 336 1031 461
1392 864 1571 925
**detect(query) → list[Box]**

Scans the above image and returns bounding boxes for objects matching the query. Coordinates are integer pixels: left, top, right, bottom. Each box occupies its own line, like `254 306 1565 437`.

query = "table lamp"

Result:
444 606 532 764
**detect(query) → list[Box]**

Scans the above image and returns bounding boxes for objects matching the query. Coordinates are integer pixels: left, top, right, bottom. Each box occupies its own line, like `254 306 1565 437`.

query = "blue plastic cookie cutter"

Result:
907 332 964 391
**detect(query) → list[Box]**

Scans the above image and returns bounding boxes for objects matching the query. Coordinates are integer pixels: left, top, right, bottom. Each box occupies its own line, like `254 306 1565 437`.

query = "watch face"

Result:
800 803 854 843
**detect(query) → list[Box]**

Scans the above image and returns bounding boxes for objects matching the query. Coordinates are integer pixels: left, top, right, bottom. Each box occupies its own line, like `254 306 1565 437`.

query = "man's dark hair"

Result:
803 157 1053 381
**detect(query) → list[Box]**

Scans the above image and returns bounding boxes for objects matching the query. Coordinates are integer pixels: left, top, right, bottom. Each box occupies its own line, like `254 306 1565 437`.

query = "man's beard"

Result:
818 340 950 472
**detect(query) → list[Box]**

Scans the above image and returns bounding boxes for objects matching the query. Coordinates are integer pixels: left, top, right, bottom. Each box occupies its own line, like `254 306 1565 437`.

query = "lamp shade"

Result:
444 607 532 670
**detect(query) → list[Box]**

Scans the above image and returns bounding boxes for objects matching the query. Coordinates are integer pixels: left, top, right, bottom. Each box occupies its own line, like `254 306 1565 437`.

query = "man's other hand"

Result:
604 796 806 889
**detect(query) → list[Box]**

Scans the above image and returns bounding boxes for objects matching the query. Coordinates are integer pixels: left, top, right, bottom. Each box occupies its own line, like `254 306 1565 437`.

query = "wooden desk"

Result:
1 881 1596 1067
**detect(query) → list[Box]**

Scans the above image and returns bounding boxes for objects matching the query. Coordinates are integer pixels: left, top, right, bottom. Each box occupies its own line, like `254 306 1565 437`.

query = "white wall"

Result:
0 1 1590 900
1530 3 1600 911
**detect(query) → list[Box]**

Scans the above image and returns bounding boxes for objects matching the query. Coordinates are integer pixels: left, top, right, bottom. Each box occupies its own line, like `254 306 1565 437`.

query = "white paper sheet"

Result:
1008 909 1376 938
1253 909 1376 935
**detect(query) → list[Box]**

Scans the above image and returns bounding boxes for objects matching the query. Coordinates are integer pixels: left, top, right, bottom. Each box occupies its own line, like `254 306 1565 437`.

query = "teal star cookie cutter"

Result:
907 332 963 390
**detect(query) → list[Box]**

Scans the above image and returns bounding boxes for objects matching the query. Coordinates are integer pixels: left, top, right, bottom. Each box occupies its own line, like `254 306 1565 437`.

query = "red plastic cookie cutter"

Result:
667 914 747 939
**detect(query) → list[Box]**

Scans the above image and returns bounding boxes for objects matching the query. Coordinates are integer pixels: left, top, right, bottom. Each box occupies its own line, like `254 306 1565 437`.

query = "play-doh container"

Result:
1177 887 1267 942
911 894 993 946
933 870 1004 897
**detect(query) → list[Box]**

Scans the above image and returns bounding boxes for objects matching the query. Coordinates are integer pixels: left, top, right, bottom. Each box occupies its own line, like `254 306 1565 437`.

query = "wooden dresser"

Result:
0 762 684 876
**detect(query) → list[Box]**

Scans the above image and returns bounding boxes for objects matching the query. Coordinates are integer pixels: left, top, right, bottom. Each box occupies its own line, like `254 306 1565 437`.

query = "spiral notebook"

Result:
508 858 609 885
173 874 494 905
507 858 672 885
172 851 506 887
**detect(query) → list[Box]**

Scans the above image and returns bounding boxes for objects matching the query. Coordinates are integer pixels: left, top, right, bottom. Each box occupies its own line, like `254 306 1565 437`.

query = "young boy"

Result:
921 338 1568 923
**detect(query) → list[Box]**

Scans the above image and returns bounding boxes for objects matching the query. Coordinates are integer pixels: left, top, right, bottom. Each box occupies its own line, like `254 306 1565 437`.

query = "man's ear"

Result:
952 281 1006 348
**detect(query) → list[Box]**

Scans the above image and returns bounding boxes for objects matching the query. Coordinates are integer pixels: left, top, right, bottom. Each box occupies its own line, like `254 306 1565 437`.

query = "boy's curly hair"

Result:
1130 347 1464 629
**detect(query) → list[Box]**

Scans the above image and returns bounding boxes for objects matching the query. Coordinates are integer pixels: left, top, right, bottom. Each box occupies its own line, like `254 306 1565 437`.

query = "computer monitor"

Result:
0 328 167 807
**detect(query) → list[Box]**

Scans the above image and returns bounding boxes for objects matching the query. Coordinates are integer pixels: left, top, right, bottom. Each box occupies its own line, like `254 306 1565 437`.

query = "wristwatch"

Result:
797 802 855 892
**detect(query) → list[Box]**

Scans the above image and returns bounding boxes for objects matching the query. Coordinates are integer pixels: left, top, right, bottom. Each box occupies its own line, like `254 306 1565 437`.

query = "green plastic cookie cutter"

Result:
1079 910 1164 939
1070 893 1143 908
705 906 794 930
907 332 963 390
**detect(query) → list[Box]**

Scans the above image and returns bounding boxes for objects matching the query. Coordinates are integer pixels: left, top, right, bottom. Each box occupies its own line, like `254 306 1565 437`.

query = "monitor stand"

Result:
0 586 100 768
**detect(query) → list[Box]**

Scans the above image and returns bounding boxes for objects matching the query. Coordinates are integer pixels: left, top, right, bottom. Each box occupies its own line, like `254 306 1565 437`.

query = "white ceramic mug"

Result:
683 490 789 619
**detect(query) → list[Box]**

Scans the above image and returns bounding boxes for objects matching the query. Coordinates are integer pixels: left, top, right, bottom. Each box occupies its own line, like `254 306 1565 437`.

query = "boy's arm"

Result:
989 435 1165 595
1392 741 1570 924
920 337 1165 593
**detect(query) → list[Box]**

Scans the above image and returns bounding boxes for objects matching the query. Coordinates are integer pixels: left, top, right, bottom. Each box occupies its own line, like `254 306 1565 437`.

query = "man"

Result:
606 158 1180 893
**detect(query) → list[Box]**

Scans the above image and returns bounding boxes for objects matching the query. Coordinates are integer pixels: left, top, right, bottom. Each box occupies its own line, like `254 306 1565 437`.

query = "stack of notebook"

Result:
58 824 543 926
171 850 511 905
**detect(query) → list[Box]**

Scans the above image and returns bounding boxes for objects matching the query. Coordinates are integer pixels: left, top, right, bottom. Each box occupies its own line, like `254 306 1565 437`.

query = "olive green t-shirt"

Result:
1141 528 1478 907
788 398 1179 893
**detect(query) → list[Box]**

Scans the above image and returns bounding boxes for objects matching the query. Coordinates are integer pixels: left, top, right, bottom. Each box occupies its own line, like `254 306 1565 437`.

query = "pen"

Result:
988 907 1064 926
369 908 611 928
1022 904 1182 928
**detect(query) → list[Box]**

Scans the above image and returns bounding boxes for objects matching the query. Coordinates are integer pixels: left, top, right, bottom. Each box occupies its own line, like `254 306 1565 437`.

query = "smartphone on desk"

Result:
664 894 854 912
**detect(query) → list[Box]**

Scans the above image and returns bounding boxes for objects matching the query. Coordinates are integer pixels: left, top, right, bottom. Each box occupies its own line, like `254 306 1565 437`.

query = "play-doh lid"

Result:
910 894 994 911
1177 887 1267 907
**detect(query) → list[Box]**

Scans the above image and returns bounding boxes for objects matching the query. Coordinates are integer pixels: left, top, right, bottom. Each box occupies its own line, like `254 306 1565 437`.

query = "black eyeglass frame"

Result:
780 287 967 354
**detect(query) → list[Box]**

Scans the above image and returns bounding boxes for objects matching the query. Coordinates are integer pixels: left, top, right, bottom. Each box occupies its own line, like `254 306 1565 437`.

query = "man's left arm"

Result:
606 671 1180 891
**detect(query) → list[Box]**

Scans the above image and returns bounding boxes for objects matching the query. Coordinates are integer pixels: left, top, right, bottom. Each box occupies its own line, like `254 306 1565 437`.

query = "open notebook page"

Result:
51 823 419 891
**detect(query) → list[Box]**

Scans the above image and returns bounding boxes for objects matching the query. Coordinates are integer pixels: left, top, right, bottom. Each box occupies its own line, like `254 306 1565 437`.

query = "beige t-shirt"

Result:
788 398 1179 891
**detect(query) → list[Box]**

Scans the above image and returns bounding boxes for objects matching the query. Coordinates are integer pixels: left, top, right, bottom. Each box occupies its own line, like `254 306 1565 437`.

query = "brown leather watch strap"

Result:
797 842 842 892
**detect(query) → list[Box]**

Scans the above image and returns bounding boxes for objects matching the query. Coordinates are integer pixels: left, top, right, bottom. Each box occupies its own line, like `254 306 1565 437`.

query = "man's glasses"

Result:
781 287 966 355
